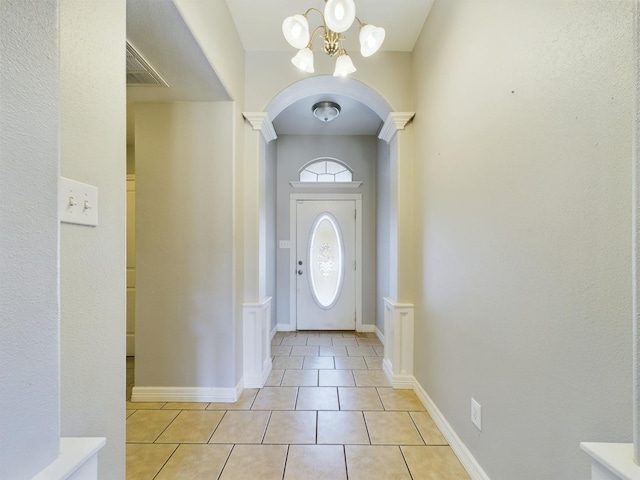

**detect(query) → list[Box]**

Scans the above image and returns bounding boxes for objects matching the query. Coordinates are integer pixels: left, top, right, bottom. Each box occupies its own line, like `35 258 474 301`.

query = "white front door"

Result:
296 199 356 330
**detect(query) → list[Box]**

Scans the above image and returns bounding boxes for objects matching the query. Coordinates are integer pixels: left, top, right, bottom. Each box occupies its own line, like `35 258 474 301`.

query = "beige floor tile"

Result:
353 370 391 387
155 444 232 480
156 410 224 443
263 410 317 444
284 445 347 480
281 336 308 346
364 356 383 370
306 336 333 346
341 332 357 337
409 412 448 445
303 356 335 369
126 409 136 419
345 445 411 480
252 386 299 410
126 443 178 480
162 402 208 410
347 345 377 357
220 444 288 480
338 387 384 411
319 369 355 386
377 388 426 411
272 356 304 370
271 345 292 356
335 356 368 369
291 345 319 357
206 388 258 410
126 401 166 410
126 385 133 401
271 336 283 346
356 337 383 347
364 411 424 445
296 387 339 410
264 369 284 386
317 411 370 444
320 345 348 356
374 346 384 356
209 411 270 444
331 337 359 346
281 369 319 387
126 409 180 443
401 446 471 479
127 368 134 386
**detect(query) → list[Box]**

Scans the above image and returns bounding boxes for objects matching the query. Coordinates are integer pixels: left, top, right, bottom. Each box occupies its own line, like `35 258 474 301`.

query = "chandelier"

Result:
282 0 385 76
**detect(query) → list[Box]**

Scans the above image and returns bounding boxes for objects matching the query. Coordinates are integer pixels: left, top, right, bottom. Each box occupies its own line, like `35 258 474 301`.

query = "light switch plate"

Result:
59 177 98 227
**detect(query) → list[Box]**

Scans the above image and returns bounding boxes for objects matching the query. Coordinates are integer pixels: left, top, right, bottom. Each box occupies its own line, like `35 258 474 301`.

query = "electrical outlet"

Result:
471 398 482 431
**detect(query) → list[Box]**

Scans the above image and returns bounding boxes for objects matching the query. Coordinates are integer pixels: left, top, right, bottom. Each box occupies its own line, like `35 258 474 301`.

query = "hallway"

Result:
125 331 470 479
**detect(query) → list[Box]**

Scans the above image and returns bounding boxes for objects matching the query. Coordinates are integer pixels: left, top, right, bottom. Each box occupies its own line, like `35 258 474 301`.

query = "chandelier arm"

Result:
355 16 365 28
304 7 326 24
309 24 327 47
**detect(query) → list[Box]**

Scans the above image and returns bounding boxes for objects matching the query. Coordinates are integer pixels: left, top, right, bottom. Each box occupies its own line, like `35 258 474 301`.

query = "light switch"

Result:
279 240 291 249
59 177 98 227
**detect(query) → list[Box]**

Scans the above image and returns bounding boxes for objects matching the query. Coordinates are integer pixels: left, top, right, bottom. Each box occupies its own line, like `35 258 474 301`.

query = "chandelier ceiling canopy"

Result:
282 0 385 77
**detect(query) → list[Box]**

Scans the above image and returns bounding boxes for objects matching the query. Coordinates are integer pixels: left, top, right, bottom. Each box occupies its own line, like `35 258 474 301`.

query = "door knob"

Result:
298 269 303 275
298 260 303 265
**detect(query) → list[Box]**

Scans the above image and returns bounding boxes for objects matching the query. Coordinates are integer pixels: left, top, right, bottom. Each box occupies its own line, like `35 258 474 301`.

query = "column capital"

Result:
378 112 415 144
243 112 277 143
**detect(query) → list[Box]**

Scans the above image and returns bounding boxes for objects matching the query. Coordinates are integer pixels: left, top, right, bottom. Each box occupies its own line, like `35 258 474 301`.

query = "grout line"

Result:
150 443 179 480
206 410 227 443
216 444 235 480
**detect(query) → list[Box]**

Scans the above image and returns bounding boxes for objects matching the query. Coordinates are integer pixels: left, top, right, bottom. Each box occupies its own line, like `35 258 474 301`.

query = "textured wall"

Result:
135 102 238 389
411 1 633 479
59 1 127 478
0 1 60 478
275 135 378 328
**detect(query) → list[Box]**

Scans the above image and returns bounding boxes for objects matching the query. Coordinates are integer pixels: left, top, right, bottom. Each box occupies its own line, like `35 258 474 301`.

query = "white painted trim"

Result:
413 379 492 480
277 323 295 332
378 112 415 144
375 326 385 345
289 181 363 189
243 112 277 143
271 324 277 341
289 193 363 332
243 298 273 388
126 333 135 356
382 297 414 389
131 381 243 403
33 437 106 480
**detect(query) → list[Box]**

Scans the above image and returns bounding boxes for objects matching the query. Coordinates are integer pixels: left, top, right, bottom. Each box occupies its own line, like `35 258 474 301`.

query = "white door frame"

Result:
290 193 363 332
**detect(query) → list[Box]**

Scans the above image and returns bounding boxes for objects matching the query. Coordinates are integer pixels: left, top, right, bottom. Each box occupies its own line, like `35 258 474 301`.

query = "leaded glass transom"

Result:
299 159 353 183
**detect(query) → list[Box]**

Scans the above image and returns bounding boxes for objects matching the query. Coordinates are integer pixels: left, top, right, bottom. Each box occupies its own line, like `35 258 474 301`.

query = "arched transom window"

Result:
299 159 353 183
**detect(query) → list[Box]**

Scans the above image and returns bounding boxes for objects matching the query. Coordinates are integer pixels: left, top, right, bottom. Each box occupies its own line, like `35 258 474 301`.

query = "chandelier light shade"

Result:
324 0 356 33
283 14 311 49
334 50 356 76
291 47 315 73
359 24 385 57
282 0 384 76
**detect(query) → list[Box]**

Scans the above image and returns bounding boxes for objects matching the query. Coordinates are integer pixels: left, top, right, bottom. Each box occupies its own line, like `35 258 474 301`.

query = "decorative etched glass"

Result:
309 213 344 308
299 159 353 183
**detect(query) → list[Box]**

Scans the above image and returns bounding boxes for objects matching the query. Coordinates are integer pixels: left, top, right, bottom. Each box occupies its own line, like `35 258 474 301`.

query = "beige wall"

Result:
411 1 633 479
135 102 240 388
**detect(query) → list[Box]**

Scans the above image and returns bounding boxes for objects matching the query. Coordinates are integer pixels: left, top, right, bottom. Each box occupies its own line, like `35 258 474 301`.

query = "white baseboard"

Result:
412 378 491 480
126 333 135 356
375 326 385 345
271 324 277 340
277 323 294 332
131 379 243 403
358 324 376 333
382 358 413 389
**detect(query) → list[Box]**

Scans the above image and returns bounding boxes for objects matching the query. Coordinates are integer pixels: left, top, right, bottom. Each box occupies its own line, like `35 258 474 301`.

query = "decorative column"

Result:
379 112 415 388
241 112 277 388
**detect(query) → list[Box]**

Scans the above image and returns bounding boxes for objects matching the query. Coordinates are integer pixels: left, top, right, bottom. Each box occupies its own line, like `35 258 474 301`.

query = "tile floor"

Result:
126 331 471 479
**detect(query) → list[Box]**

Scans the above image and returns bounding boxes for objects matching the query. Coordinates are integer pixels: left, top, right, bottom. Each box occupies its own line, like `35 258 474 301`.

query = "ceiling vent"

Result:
126 42 169 87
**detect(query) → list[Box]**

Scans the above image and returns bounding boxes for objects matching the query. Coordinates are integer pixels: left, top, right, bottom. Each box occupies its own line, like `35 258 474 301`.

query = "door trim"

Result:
289 193 363 332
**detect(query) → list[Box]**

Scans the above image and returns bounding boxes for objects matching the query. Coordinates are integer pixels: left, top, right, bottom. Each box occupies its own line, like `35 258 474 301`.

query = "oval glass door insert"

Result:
308 212 344 309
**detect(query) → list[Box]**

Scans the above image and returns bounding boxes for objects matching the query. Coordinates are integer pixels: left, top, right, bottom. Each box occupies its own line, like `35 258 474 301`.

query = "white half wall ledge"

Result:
243 112 277 143
378 112 415 144
382 297 414 389
581 443 640 480
32 437 106 480
243 297 273 388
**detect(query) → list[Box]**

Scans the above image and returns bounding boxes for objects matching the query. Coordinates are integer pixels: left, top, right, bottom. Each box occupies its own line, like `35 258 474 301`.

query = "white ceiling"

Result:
225 0 434 53
126 0 433 136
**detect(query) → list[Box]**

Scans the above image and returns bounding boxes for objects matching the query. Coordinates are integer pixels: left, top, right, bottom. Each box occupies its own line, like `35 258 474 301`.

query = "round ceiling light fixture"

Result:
312 101 341 122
